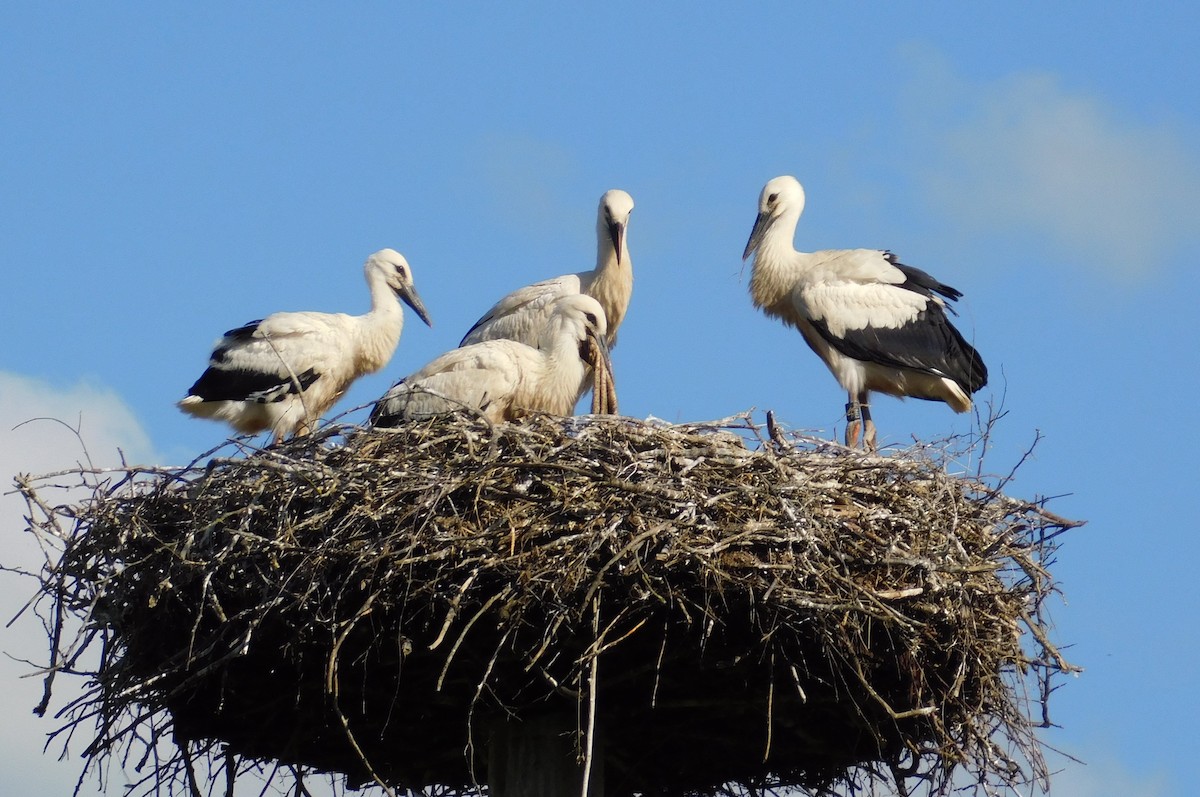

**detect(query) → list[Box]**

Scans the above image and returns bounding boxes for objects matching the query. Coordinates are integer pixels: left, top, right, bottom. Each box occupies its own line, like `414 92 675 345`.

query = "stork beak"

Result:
580 325 607 368
398 284 433 327
743 211 770 260
608 219 626 266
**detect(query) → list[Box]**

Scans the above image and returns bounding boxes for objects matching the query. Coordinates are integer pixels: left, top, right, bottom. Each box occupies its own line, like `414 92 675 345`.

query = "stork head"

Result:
563 295 614 398
742 175 806 261
541 294 608 361
367 248 433 327
598 189 635 266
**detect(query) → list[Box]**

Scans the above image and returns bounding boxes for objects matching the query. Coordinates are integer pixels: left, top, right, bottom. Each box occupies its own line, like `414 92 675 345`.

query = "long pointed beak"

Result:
608 220 626 266
398 284 433 327
743 211 770 260
596 330 611 372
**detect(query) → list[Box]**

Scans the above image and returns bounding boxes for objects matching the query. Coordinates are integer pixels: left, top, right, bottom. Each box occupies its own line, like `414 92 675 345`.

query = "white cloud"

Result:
0 371 161 796
900 48 1200 280
0 373 340 797
1047 757 1173 797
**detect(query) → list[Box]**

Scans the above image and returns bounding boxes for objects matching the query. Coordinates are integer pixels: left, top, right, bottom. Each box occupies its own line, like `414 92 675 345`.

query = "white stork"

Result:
370 294 614 426
742 175 987 451
179 248 433 443
458 189 634 401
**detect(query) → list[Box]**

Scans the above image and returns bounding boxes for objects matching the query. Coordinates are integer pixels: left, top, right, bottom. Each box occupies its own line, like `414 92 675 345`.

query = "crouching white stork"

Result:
743 175 987 451
179 248 433 443
370 294 615 426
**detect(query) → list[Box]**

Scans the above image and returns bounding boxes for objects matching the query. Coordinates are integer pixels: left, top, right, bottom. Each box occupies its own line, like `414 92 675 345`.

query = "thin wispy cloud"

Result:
900 47 1200 280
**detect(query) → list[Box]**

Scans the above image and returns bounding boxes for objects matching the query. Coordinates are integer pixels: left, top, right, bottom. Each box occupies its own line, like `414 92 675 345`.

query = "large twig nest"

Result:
16 412 1079 797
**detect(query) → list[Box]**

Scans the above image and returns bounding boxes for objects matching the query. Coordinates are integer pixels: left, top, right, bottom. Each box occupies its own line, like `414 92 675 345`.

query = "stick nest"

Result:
16 413 1079 797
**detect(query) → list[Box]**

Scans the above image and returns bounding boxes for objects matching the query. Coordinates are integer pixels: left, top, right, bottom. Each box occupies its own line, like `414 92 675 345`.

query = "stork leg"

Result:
844 395 862 449
860 395 877 453
844 392 876 451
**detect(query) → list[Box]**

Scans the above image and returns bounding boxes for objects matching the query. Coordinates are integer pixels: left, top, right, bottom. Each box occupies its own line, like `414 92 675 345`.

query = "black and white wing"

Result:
183 313 336 404
798 262 987 393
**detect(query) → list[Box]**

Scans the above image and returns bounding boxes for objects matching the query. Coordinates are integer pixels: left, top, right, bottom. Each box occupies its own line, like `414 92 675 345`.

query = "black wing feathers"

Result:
186 366 320 403
222 320 264 339
884 252 964 306
211 321 265 363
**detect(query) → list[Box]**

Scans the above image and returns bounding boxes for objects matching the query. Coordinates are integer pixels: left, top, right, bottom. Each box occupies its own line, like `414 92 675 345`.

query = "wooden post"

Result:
488 713 603 797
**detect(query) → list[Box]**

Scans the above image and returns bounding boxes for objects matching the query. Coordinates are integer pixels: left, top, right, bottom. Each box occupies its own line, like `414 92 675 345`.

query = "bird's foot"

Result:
860 403 877 452
862 419 877 453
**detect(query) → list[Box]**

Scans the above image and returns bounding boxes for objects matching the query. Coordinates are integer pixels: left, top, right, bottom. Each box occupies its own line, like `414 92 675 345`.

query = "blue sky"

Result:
2 4 1197 795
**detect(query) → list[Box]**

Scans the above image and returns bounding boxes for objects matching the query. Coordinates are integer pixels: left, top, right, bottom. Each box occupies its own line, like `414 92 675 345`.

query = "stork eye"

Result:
585 312 598 326
768 192 779 204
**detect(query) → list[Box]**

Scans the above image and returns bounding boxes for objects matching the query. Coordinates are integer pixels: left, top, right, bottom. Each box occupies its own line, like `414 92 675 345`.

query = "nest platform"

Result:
17 413 1078 797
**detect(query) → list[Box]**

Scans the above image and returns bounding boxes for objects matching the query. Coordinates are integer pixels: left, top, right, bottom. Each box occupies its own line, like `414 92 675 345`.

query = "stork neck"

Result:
357 268 404 354
585 235 630 341
749 214 806 311
594 226 628 271
531 321 588 412
348 269 405 375
591 258 630 327
365 269 402 320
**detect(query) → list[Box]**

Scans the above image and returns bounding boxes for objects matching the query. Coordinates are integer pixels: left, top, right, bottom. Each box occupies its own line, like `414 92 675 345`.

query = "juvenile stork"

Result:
370 294 615 426
743 175 987 450
179 248 433 443
459 189 634 402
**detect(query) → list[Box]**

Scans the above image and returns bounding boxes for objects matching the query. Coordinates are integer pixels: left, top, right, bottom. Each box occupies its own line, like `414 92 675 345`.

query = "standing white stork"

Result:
179 248 433 443
370 294 614 425
458 189 634 402
742 175 987 451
